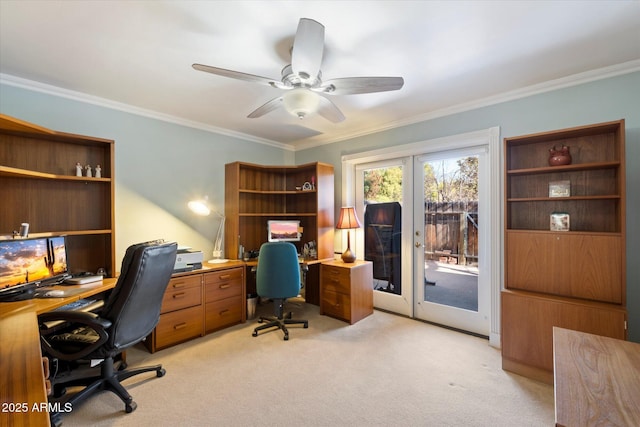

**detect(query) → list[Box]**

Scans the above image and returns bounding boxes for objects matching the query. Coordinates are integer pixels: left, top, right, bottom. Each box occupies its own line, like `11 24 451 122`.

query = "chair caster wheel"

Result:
304 323 308 328
157 368 166 377
125 401 137 413
284 335 289 341
252 331 258 337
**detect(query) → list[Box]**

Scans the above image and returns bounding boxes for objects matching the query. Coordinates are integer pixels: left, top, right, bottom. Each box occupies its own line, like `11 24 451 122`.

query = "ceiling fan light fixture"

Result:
283 88 320 119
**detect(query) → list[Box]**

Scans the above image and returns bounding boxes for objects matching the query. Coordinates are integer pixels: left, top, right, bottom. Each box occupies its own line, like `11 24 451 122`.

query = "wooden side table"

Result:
320 259 373 324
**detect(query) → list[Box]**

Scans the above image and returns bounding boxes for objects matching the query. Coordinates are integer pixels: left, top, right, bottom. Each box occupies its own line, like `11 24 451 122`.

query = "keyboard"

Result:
54 298 102 311
42 299 105 329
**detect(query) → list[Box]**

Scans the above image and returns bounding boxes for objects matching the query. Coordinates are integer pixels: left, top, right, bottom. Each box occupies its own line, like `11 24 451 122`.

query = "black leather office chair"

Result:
38 240 177 426
252 242 308 340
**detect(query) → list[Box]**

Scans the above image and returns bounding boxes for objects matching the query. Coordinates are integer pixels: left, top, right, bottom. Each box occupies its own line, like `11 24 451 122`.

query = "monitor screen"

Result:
267 220 301 242
49 236 69 276
0 236 69 294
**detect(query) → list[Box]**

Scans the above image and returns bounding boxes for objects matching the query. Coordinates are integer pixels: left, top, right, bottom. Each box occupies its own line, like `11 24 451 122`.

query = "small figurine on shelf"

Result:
85 164 92 178
75 162 83 177
311 175 315 190
95 164 102 178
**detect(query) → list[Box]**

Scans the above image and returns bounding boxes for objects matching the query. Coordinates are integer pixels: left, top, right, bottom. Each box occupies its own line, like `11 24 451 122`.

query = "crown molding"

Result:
0 73 294 151
2 59 638 152
294 59 640 151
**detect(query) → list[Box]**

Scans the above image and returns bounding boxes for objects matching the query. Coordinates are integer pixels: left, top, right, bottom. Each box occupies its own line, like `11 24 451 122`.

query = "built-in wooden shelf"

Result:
501 119 627 383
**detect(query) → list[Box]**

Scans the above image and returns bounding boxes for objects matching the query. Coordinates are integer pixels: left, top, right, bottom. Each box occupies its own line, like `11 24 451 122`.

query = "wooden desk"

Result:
553 327 640 427
0 279 117 427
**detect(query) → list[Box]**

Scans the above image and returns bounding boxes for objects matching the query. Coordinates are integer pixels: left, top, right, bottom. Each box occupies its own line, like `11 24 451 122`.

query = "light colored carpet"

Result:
62 303 554 426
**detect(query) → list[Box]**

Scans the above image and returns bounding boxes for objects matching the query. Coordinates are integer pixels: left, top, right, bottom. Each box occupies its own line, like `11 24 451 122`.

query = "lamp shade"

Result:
188 198 211 216
283 88 320 119
336 207 361 230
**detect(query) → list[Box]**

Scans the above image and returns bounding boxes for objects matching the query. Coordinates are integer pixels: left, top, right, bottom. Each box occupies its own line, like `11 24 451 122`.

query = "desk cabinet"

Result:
320 260 373 324
145 262 245 353
204 267 244 333
150 275 203 351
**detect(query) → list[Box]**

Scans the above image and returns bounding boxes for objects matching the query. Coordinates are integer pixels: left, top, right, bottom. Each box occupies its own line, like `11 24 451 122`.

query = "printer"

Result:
174 247 203 272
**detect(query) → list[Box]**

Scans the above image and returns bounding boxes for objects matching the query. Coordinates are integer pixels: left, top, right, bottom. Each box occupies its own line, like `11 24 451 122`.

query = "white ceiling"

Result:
1 1 639 151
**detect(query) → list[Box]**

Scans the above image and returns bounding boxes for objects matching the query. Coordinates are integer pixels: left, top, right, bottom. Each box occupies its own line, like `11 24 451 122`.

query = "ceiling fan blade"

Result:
192 63 286 88
291 18 324 79
317 76 404 95
317 96 345 123
247 96 283 119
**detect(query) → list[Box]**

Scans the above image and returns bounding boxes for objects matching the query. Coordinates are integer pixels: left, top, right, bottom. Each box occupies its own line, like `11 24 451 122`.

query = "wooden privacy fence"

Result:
424 201 478 265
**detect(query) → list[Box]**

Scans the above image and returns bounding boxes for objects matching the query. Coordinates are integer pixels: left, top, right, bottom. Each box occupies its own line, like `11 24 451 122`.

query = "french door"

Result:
413 148 490 335
345 128 499 338
355 158 413 316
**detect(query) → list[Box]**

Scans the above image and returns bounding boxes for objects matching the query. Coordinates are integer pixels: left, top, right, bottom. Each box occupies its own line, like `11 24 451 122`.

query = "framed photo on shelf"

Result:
550 212 570 231
549 180 570 198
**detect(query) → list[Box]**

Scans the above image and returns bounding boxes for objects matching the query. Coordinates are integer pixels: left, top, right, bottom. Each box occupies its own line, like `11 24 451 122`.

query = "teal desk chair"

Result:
252 242 308 340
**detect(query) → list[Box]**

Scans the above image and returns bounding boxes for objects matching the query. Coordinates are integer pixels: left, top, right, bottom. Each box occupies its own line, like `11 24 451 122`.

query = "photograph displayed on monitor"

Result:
0 236 69 294
0 237 49 291
49 236 69 275
267 220 301 242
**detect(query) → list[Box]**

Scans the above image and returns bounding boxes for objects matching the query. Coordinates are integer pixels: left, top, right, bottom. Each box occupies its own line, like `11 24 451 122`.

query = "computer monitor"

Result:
267 220 301 242
48 236 69 276
0 236 69 300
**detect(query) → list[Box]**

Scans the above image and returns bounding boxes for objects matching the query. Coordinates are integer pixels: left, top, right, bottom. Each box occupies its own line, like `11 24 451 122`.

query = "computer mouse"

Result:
46 290 65 297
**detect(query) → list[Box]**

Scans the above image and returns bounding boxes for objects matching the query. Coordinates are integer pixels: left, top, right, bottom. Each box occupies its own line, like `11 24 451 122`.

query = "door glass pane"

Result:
362 166 402 295
422 156 479 311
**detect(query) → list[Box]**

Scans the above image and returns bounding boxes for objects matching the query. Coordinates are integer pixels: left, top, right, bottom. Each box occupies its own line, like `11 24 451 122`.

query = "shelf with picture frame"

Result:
502 119 627 384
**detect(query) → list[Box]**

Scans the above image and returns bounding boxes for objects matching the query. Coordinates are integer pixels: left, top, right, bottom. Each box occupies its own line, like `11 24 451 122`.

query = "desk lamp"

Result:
337 206 361 263
188 197 227 263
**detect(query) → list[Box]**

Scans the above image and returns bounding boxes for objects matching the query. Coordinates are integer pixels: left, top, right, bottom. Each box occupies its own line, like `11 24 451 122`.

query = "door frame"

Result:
342 127 502 347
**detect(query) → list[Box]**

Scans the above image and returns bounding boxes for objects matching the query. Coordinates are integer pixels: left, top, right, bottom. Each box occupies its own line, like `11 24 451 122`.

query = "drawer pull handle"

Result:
172 292 185 299
173 322 187 330
172 282 186 289
219 309 230 315
219 274 231 280
219 284 230 289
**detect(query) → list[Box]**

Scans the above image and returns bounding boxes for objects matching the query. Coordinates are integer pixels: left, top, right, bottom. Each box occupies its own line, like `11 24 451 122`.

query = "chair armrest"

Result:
38 311 112 361
39 310 112 329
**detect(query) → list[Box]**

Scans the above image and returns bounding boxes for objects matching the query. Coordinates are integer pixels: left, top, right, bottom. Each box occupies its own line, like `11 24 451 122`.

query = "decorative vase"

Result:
548 145 571 166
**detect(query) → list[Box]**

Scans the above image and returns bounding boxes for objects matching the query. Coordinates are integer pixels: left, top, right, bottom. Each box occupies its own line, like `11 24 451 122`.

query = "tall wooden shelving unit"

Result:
501 119 627 384
0 114 116 277
225 161 334 305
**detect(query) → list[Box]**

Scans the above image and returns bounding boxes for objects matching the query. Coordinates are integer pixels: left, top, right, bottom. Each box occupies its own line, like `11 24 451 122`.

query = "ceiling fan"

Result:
192 18 404 123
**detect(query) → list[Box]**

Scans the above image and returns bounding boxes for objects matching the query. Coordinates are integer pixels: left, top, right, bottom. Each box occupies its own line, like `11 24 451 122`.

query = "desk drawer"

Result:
321 289 351 322
204 268 243 303
321 265 350 294
155 305 203 350
205 295 243 333
161 277 202 314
